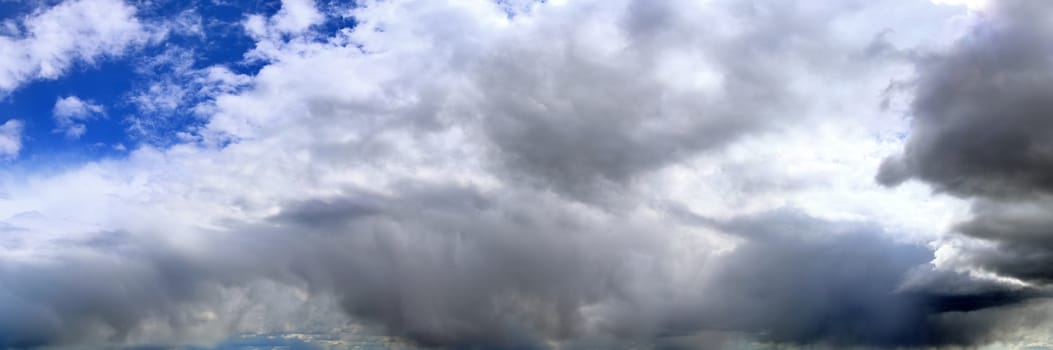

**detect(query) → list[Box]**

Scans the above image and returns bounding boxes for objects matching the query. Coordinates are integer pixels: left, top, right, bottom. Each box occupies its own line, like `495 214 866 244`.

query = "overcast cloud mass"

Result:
2 0 1053 349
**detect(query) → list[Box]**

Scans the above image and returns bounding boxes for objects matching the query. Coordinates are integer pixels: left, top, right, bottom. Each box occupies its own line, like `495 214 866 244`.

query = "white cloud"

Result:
126 45 252 142
931 0 988 11
271 0 325 34
0 119 24 159
0 0 151 95
53 96 104 139
243 0 326 60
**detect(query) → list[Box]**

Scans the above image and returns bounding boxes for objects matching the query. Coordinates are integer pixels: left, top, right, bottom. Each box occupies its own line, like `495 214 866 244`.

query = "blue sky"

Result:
0 0 287 166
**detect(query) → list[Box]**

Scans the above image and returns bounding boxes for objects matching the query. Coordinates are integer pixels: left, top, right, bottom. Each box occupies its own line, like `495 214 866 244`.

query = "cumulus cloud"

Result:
0 0 154 95
53 96 105 139
467 0 877 200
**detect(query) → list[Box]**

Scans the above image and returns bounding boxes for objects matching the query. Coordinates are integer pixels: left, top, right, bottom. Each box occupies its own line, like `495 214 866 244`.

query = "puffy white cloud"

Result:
270 0 325 34
0 119 23 159
53 96 105 139
0 0 152 95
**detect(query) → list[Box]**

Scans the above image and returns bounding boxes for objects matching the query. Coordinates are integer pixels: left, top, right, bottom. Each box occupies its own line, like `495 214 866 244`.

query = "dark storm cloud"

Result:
877 0 1053 198
666 210 935 347
673 209 1044 348
870 2 1053 340
948 197 1053 283
246 184 657 348
0 238 228 348
0 229 346 348
298 204 1043 348
1 184 653 349
2 189 1031 349
877 0 1053 290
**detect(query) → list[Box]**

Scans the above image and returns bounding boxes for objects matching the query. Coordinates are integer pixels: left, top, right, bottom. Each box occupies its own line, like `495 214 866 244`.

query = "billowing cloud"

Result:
877 1 1053 198
457 0 925 201
0 0 1048 349
0 187 1027 349
879 0 1053 292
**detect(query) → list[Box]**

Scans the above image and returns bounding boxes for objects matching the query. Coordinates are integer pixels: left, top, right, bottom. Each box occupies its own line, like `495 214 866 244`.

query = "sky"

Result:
2 0 1053 349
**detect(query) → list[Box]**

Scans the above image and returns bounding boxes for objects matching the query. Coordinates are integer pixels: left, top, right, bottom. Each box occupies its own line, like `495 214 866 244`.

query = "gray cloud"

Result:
471 0 865 200
870 2 1053 341
0 240 225 347
877 1 1053 198
676 209 1042 348
949 197 1053 283
877 0 1053 290
0 189 1031 348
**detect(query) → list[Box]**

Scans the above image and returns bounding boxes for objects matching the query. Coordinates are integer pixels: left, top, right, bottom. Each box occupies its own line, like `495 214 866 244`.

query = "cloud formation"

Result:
0 0 152 95
1 0 1050 349
877 1 1053 198
0 192 1016 349
0 119 23 159
53 96 105 139
879 0 1053 292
